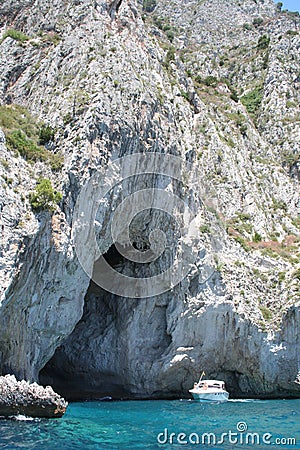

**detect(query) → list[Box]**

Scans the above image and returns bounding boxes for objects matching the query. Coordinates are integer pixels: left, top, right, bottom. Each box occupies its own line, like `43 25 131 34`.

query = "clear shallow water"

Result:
0 399 299 449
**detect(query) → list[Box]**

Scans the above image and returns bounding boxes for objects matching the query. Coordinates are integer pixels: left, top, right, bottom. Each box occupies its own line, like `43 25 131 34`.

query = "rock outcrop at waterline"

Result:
0 0 299 400
0 375 67 418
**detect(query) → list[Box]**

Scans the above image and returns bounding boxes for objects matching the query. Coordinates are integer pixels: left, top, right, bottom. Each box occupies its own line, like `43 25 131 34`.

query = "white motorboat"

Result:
189 378 229 402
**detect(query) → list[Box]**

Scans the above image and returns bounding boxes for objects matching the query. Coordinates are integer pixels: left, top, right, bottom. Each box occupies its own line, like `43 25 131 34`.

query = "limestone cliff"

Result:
0 0 299 399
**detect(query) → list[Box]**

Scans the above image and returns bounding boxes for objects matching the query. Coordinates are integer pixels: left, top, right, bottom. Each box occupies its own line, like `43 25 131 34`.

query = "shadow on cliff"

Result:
39 244 174 401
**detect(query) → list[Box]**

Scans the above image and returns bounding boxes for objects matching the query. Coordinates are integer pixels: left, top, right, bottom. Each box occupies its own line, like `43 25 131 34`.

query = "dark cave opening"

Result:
103 243 127 267
39 244 172 400
39 279 132 400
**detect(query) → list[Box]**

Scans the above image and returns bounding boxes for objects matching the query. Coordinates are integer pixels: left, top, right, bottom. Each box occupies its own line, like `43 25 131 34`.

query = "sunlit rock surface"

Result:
0 0 299 399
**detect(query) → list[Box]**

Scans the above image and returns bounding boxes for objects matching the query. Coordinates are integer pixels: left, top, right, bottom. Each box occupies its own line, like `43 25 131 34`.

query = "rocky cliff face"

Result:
0 0 299 399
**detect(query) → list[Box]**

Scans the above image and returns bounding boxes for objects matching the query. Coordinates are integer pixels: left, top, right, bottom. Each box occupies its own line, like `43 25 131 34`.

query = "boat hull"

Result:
189 390 229 403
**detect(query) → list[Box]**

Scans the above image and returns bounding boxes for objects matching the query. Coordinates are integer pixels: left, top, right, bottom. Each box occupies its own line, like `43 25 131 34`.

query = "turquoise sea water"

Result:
0 399 299 449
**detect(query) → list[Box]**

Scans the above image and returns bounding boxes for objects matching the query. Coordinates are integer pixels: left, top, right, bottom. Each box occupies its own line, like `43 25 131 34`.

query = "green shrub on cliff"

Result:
253 18 263 27
204 76 218 87
38 124 55 145
143 0 156 12
0 104 63 170
259 306 272 321
29 178 62 212
153 16 177 42
257 35 270 50
241 86 263 116
6 129 45 162
163 46 175 69
253 231 262 242
0 104 37 136
1 29 29 44
276 2 283 11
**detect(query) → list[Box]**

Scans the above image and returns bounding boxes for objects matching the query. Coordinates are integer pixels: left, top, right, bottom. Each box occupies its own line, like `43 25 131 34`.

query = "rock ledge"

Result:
0 375 68 418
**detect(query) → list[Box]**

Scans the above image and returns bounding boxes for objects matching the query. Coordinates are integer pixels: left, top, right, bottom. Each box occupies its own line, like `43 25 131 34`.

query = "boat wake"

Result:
228 399 263 403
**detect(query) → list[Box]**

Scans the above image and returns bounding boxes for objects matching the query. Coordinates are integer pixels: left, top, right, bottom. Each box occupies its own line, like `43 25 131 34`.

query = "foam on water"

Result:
11 415 39 422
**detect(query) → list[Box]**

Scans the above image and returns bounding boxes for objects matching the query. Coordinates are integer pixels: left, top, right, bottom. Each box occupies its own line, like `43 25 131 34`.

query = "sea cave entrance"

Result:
39 244 172 400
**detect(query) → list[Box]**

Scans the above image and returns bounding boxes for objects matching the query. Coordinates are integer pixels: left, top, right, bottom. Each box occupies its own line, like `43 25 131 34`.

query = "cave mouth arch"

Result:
39 244 172 400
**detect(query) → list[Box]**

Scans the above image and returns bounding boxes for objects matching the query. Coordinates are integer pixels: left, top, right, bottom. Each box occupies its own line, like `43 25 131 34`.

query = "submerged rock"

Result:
0 375 67 418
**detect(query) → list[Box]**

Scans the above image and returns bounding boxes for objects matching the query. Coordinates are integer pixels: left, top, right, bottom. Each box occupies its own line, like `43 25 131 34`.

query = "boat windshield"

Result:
198 381 224 389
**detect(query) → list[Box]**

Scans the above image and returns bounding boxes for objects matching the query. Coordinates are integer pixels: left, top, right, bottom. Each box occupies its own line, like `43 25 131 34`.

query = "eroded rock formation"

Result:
0 375 67 418
0 0 299 399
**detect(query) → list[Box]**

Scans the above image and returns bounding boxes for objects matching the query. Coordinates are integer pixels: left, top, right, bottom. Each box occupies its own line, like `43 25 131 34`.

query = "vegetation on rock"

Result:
253 17 264 27
0 0 299 400
1 29 29 43
143 0 157 13
39 124 55 145
241 86 264 116
257 34 270 50
259 306 272 321
0 105 63 170
29 178 62 212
